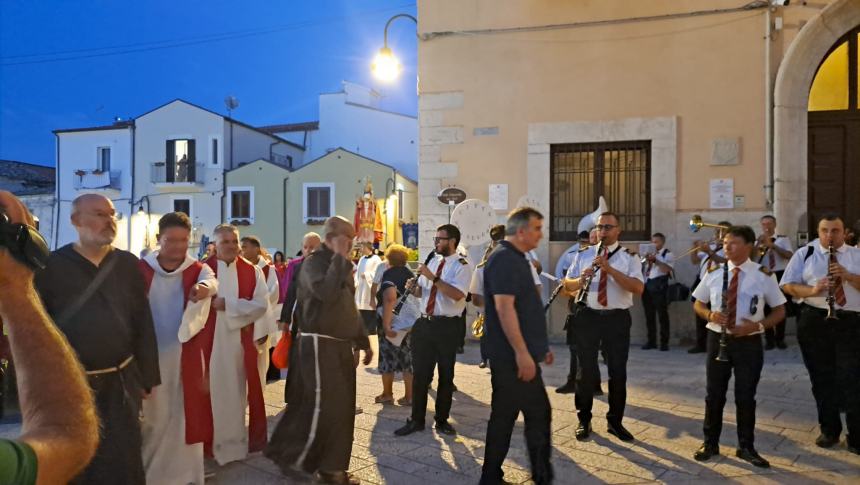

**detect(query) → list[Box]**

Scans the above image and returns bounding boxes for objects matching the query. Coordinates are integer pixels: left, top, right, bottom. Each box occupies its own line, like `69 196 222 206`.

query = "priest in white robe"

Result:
241 235 280 389
139 212 218 485
206 224 270 466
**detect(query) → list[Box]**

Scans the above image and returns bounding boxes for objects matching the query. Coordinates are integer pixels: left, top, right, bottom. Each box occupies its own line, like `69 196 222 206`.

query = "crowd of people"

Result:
0 189 858 485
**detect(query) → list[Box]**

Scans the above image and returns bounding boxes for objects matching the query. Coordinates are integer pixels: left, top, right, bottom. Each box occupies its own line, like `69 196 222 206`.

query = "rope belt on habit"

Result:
85 355 134 376
300 332 348 342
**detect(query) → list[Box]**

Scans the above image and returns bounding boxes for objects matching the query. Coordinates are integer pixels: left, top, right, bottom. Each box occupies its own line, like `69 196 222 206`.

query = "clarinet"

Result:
574 240 605 307
825 245 839 320
715 263 730 362
544 282 564 312
393 250 435 315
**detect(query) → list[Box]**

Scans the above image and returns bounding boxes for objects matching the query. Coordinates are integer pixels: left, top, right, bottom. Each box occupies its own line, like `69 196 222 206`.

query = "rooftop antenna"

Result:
224 95 239 118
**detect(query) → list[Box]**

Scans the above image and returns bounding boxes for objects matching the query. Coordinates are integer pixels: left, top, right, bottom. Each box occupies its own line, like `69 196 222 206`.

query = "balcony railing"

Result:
73 169 121 190
151 161 205 184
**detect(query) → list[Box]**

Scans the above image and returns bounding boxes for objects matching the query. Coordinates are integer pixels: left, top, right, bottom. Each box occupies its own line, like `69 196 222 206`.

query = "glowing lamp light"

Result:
372 47 402 82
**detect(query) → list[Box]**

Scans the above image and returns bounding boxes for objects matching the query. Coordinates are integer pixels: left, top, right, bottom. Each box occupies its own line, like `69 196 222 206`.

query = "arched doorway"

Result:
808 26 860 233
773 0 860 241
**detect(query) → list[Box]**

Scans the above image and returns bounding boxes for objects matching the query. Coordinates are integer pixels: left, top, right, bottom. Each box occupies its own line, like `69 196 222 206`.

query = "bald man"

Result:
35 194 159 485
266 217 372 485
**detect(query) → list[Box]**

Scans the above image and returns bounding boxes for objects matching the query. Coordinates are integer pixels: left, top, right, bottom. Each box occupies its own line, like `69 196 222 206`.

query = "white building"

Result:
261 82 418 179
54 100 304 256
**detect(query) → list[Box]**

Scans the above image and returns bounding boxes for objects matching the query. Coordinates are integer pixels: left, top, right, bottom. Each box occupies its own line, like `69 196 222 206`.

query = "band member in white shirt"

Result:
755 215 794 349
780 214 860 455
641 232 674 350
688 221 730 353
692 225 786 468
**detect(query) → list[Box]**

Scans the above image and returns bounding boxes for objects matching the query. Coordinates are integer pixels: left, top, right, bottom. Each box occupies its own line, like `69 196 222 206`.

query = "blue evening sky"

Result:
0 1 418 167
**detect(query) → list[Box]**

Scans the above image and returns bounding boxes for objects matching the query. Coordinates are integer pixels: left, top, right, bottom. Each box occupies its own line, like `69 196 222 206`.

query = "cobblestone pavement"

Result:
210 338 860 484
3 338 859 483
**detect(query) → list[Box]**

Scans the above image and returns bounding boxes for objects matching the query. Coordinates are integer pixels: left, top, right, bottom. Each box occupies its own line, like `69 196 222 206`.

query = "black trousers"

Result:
642 278 670 346
573 308 631 424
703 330 763 448
764 270 787 346
564 313 602 390
797 305 860 444
360 309 378 334
480 362 553 485
410 316 460 424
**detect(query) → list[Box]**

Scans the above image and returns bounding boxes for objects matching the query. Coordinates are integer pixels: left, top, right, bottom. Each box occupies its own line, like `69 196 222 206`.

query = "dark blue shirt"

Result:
483 241 549 363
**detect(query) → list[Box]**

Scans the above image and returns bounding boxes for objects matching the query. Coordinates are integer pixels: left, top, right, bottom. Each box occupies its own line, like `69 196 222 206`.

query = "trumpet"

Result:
574 240 605 307
825 244 839 320
756 235 776 259
675 215 731 259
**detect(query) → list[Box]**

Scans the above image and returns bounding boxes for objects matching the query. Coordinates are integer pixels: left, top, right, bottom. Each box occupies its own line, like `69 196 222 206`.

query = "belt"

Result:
420 314 460 321
85 355 134 376
801 304 859 317
581 307 628 316
300 332 348 342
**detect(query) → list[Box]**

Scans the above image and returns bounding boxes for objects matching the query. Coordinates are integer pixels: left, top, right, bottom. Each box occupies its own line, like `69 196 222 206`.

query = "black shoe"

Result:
478 360 488 369
607 421 635 442
736 447 770 468
687 346 706 354
452 384 458 392
555 382 576 394
815 433 839 448
457 346 464 354
659 344 669 351
776 341 787 350
435 421 456 435
764 342 775 350
593 385 604 397
641 343 657 350
394 419 425 436
847 444 860 455
693 443 720 461
575 421 591 441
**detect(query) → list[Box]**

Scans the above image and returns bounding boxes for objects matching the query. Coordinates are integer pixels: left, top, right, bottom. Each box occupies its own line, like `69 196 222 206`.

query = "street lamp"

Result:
372 13 417 82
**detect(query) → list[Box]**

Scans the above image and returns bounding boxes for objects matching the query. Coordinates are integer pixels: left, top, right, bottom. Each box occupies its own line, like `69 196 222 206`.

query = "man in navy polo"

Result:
480 206 554 485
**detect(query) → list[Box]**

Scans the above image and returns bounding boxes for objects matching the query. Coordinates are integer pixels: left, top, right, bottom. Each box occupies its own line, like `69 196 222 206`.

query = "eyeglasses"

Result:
749 295 759 315
595 224 617 231
433 237 451 243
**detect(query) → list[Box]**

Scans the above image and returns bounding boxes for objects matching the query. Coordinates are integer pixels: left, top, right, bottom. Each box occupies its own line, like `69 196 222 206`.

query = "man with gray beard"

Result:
35 193 160 484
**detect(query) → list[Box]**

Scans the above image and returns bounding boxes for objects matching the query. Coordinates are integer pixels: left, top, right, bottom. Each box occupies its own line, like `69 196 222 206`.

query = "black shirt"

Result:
34 245 160 390
378 265 413 307
483 240 549 363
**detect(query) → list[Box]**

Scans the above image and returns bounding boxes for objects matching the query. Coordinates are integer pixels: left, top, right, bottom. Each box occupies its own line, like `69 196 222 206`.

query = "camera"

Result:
0 213 50 270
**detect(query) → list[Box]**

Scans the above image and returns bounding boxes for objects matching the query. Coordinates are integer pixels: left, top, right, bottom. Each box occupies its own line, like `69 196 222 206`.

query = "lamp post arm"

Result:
383 13 418 47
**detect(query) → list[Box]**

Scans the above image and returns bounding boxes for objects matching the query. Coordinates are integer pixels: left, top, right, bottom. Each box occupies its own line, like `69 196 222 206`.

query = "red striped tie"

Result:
725 267 740 329
425 259 446 315
830 250 847 307
597 247 609 306
768 250 775 270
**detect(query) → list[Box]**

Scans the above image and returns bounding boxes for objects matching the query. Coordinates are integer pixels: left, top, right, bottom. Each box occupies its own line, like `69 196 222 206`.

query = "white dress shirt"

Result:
757 235 793 272
418 253 474 317
780 242 860 311
354 254 381 311
693 259 786 335
644 248 674 280
555 243 581 280
566 242 644 310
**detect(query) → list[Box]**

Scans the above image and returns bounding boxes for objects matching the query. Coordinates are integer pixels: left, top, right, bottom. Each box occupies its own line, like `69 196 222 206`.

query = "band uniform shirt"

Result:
758 235 793 272
780 242 860 311
566 242 644 310
697 243 726 281
483 241 549 362
693 259 786 335
554 242 581 280
644 248 674 281
417 253 474 317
